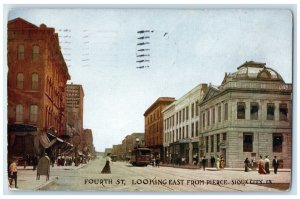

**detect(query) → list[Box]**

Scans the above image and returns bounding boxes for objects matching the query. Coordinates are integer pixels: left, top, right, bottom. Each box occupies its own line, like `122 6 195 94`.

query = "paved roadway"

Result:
43 156 291 192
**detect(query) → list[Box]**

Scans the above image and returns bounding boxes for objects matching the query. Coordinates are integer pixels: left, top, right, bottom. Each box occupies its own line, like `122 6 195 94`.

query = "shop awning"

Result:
8 124 38 136
39 132 57 148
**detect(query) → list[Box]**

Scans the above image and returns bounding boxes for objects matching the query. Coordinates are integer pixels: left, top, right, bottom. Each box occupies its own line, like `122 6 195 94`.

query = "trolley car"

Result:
130 147 151 166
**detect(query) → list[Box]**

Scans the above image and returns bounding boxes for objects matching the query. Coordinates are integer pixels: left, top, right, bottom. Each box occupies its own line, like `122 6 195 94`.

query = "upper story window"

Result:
207 109 210 126
30 105 38 123
196 101 199 116
224 103 228 120
32 73 39 90
186 106 189 120
18 45 25 60
250 102 259 120
267 103 275 120
191 103 194 118
212 107 215 124
16 104 23 122
237 102 246 119
16 73 24 89
279 103 288 121
202 112 206 128
218 106 221 122
32 45 40 61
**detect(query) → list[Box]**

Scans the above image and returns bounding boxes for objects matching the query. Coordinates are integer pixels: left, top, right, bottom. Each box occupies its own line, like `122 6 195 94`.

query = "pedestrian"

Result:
32 154 38 171
201 156 207 171
216 155 220 170
244 157 250 172
264 155 270 174
258 155 266 174
156 158 160 168
9 159 18 188
152 158 156 167
272 156 280 174
220 156 225 169
210 156 215 167
101 153 111 174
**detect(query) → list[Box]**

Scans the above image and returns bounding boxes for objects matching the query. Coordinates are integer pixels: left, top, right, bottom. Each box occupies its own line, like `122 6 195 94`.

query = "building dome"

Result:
234 61 284 81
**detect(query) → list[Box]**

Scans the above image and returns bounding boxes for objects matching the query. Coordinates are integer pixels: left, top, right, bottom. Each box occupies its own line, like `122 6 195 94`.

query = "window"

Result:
191 123 194 137
202 112 205 128
179 128 182 139
273 133 283 152
16 104 23 122
176 129 178 140
212 108 215 124
32 73 39 90
196 121 199 136
217 134 220 152
196 101 199 116
183 109 185 121
179 111 181 123
210 135 214 152
186 107 189 120
191 103 194 118
250 102 259 120
176 112 178 124
182 127 185 139
186 125 189 138
32 45 39 61
237 102 246 119
267 103 275 120
16 73 24 89
207 110 210 126
222 132 227 141
243 133 253 152
18 45 24 60
205 136 209 153
279 103 288 121
224 103 228 120
218 106 221 122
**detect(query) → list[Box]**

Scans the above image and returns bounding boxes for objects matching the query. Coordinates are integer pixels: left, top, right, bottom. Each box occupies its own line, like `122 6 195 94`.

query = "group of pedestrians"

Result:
244 155 280 174
201 155 225 171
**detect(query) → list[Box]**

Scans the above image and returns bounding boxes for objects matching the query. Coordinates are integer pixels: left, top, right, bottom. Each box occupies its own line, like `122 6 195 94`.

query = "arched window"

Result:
32 73 39 90
18 45 25 60
30 105 38 123
32 45 39 61
16 73 24 89
16 104 23 122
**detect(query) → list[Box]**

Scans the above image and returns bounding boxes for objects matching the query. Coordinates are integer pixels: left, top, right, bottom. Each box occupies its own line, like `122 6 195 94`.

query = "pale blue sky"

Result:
7 8 293 152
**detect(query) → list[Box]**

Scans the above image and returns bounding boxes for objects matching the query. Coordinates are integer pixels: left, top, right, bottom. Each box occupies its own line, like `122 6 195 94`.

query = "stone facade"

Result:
199 61 292 168
144 97 175 159
162 84 208 164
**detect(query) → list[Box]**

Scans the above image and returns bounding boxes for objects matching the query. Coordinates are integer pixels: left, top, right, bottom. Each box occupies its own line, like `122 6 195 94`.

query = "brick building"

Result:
144 97 175 160
7 18 70 158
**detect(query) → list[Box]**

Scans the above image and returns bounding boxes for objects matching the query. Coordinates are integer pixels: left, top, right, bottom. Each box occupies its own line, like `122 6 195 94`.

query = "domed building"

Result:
199 61 292 168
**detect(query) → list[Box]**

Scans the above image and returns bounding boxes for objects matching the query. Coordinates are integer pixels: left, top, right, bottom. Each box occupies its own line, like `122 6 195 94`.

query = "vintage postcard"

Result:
3 5 295 194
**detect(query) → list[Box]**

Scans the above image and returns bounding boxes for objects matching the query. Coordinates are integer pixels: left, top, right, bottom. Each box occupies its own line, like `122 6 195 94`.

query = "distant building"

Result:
199 61 292 168
162 84 208 164
79 129 95 157
122 132 145 160
7 18 70 158
66 83 84 137
104 148 112 157
144 97 175 160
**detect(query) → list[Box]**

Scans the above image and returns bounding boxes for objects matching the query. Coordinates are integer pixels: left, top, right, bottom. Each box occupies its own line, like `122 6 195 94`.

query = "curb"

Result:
35 176 59 190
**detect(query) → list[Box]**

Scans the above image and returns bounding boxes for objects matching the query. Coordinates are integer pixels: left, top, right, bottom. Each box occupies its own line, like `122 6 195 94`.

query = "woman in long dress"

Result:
216 155 220 170
101 153 111 174
258 156 266 174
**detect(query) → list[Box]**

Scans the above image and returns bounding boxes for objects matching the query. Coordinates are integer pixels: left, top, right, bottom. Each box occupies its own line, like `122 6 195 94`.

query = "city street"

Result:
24 157 291 192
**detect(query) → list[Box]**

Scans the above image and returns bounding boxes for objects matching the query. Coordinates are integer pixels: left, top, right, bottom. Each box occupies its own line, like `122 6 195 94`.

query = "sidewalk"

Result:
7 164 87 191
160 163 291 172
